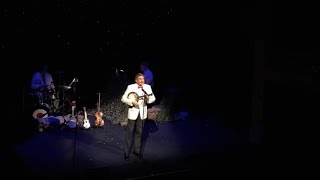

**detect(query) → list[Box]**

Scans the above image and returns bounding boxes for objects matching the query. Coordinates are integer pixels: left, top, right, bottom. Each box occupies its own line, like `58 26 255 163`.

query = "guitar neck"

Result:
83 107 88 119
97 92 101 112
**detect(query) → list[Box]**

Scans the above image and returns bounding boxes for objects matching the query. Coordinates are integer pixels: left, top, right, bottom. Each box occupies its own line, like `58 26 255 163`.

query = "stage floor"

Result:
11 112 255 179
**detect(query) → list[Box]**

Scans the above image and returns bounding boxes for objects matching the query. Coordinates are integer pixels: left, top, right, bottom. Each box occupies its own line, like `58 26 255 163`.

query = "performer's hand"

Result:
132 101 139 108
144 95 149 102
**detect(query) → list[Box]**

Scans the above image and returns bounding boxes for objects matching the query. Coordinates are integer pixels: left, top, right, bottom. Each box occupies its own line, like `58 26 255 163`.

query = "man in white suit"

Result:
121 73 156 160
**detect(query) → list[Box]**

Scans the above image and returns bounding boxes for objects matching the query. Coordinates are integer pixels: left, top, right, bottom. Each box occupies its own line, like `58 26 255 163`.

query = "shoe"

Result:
124 153 129 160
133 152 143 159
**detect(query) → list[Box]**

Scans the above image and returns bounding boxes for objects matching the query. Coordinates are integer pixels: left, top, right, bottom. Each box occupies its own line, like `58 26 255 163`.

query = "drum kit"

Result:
32 78 78 119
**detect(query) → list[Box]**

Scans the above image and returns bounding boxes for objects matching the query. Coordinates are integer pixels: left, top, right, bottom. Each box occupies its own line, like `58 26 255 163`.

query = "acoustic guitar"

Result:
95 92 104 127
127 92 139 108
83 107 91 129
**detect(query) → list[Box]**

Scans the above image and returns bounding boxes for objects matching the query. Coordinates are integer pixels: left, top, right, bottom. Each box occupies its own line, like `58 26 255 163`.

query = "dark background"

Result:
2 0 320 176
3 0 319 153
2 0 256 126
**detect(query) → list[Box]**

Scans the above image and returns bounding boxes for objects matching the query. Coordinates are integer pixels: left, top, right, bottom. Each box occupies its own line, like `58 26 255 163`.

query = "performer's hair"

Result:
135 73 144 80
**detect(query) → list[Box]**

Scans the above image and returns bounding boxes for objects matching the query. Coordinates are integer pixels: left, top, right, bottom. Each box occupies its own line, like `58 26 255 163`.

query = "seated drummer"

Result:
30 64 55 103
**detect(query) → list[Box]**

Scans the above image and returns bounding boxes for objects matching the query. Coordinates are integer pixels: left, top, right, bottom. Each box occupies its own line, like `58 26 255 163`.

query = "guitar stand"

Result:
52 88 72 116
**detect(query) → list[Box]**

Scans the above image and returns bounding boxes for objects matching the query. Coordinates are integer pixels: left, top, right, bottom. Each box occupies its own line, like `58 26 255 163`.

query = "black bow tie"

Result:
138 86 143 89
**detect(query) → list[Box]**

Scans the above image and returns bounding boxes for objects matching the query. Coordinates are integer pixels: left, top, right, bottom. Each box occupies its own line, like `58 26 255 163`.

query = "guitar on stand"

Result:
67 101 77 129
95 92 104 127
83 107 91 129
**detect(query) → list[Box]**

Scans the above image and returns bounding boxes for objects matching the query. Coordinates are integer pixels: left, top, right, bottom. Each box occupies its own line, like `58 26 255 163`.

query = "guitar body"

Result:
95 92 104 127
127 92 139 108
95 112 104 127
83 107 91 129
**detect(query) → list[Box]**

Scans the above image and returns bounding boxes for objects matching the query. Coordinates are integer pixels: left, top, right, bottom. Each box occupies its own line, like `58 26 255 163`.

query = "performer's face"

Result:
135 75 145 86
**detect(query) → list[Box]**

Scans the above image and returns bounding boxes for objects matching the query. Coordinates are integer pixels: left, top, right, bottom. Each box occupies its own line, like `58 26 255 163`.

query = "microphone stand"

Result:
72 106 78 175
69 78 79 175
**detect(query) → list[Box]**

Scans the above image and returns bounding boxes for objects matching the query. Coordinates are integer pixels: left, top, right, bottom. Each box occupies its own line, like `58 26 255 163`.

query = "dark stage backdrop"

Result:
2 1 257 129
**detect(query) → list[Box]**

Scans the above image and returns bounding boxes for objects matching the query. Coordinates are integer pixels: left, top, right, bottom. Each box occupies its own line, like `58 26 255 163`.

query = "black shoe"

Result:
133 152 143 159
124 153 129 160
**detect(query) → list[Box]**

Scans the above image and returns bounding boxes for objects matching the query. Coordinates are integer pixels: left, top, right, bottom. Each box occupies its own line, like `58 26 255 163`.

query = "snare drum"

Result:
32 103 52 119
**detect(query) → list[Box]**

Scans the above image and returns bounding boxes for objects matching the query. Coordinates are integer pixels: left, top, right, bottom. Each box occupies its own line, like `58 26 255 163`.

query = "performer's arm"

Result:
121 86 134 106
146 87 155 104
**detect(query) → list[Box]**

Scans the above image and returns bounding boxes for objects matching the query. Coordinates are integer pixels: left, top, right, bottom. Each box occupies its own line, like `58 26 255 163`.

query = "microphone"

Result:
141 88 153 96
141 88 147 95
72 78 79 83
68 78 79 87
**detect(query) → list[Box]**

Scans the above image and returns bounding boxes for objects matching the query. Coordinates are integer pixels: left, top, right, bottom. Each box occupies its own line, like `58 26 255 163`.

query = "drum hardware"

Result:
59 85 71 90
52 77 79 116
30 77 79 119
32 103 52 119
68 78 78 87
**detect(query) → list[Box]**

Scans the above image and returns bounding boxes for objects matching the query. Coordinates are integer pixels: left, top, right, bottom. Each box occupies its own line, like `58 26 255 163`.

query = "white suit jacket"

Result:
121 83 156 120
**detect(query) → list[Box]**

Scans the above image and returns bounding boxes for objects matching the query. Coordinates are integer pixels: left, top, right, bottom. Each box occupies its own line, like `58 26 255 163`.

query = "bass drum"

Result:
32 103 52 119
